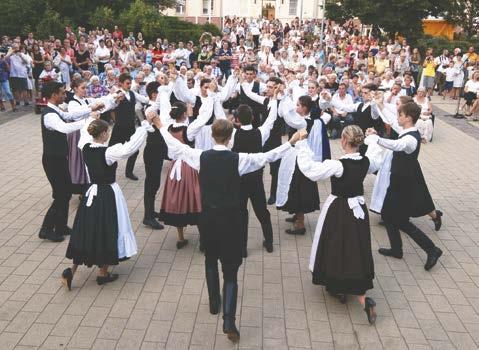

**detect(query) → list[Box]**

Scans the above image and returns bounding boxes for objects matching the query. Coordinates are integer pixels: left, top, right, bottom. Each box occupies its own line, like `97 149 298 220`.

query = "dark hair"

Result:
298 95 313 113
200 78 211 87
87 119 109 138
146 81 160 99
170 101 187 120
362 83 377 91
267 77 283 85
237 104 253 125
399 95 413 105
244 65 256 73
211 119 233 144
42 81 64 98
398 102 421 123
71 78 87 90
119 73 132 83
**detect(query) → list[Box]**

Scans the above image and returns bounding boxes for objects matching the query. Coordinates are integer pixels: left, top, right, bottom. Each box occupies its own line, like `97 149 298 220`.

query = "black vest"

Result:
239 82 264 128
390 130 421 178
263 98 284 151
199 150 241 209
41 106 68 157
288 117 314 139
331 157 370 197
353 103 374 132
115 91 136 128
192 96 215 125
143 104 168 161
232 128 262 154
82 144 117 184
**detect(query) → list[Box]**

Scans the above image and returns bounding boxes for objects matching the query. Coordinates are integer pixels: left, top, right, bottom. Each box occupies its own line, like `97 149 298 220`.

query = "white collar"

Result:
240 125 253 130
47 102 61 111
213 145 229 151
340 152 362 160
89 142 108 148
172 122 188 128
399 126 417 136
303 113 311 120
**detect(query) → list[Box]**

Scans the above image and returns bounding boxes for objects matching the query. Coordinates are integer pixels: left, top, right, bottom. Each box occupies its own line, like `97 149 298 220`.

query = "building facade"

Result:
163 0 325 27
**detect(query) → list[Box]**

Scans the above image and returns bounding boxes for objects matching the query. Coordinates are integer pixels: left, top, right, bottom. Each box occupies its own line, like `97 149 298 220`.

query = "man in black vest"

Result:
40 81 102 242
142 81 166 230
240 77 285 205
150 115 303 343
235 65 266 128
366 102 442 271
231 101 278 255
110 73 148 180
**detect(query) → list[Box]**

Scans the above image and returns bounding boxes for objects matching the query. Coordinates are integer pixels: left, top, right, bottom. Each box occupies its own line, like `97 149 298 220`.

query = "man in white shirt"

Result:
329 82 354 138
94 40 110 73
301 49 317 69
5 43 30 105
434 49 450 96
174 42 190 69
40 81 103 242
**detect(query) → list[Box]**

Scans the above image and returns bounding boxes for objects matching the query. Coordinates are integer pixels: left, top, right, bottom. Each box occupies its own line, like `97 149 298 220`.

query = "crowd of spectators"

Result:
0 16 478 121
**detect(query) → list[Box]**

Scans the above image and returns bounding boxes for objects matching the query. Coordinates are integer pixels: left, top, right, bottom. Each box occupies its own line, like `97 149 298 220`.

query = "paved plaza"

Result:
0 98 479 349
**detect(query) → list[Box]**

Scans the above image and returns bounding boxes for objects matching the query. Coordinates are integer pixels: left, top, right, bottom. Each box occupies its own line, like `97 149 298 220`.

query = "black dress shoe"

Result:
364 297 377 325
425 247 443 271
125 172 139 181
96 272 119 285
432 210 443 231
57 226 72 236
378 248 403 259
176 239 188 249
285 215 297 223
143 217 164 230
267 195 276 205
39 228 64 242
263 240 273 253
285 228 306 235
61 268 73 291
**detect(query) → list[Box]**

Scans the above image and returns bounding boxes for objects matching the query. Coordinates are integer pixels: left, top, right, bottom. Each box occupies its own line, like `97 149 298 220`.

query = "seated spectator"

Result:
329 82 355 138
464 70 479 120
414 87 434 142
39 60 61 82
88 75 108 98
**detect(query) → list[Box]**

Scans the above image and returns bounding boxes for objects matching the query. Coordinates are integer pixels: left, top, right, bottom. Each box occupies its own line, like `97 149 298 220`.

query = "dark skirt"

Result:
381 172 435 226
66 185 119 267
311 198 374 295
159 160 202 227
67 130 89 188
278 164 320 214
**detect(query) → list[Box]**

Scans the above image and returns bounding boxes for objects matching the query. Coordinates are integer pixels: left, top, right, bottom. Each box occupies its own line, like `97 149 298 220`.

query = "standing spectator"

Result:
174 42 190 69
95 40 110 74
434 49 449 96
31 44 44 93
451 54 465 100
410 48 421 85
74 42 91 72
54 47 72 88
5 43 30 106
422 52 436 97
463 46 478 65
0 52 16 112
374 51 389 76
112 26 123 41
217 41 232 81
151 41 163 65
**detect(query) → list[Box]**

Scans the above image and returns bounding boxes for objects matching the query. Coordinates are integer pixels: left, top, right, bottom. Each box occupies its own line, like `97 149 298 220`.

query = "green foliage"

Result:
0 0 46 36
89 6 116 30
325 0 445 41
443 0 478 38
416 35 479 56
36 8 73 40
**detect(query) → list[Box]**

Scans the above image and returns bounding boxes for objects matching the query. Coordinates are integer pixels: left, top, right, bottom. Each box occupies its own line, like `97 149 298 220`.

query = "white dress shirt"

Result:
43 102 91 133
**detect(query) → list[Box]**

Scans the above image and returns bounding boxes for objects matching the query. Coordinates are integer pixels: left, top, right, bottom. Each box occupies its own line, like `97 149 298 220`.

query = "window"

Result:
202 0 214 15
176 0 185 14
289 0 298 16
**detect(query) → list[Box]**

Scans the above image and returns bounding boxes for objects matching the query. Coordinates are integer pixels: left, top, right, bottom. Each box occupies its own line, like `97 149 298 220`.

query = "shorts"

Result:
9 77 28 92
0 80 14 101
464 91 477 106
423 76 435 89
444 81 453 91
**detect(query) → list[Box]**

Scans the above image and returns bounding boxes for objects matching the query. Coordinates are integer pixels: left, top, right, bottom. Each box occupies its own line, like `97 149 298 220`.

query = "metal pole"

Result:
319 0 325 46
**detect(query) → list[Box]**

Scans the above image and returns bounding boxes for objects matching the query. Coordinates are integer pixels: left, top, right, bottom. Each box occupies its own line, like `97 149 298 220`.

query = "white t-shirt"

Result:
95 46 110 63
445 67 456 82
465 79 479 94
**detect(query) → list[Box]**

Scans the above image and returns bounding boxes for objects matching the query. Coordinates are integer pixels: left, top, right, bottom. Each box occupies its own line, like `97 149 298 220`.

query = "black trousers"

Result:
240 171 273 253
384 220 435 254
205 255 241 283
41 155 72 233
143 158 164 219
125 150 139 175
269 160 280 199
330 114 355 137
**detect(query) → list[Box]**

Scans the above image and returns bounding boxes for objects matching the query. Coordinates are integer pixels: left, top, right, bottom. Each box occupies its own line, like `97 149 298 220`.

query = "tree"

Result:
89 6 116 30
325 0 445 41
119 0 163 40
443 0 478 38
36 8 73 40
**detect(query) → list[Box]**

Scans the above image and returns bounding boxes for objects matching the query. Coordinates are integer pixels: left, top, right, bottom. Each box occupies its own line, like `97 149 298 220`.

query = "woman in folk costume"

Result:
67 78 118 195
276 93 331 235
159 95 216 249
296 125 384 324
61 117 153 289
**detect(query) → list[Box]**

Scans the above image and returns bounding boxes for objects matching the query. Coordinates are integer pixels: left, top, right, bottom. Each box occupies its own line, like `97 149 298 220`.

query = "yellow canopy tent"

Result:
422 19 455 40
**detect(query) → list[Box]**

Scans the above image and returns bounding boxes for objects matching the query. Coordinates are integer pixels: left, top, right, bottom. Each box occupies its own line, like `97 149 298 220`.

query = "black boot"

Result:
205 266 221 315
222 282 240 342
